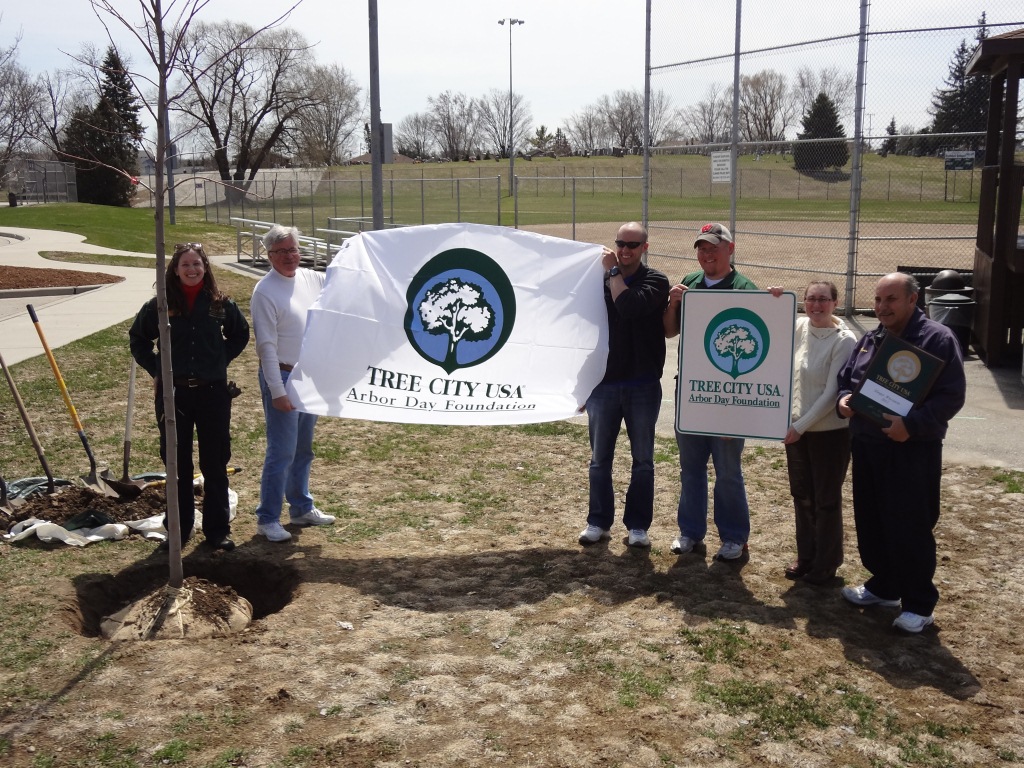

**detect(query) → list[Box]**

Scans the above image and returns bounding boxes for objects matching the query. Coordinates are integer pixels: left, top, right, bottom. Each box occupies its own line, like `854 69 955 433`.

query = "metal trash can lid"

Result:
927 292 976 306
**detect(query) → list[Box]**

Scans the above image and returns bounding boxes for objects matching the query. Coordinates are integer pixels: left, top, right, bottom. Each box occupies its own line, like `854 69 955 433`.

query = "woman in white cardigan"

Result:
782 281 857 585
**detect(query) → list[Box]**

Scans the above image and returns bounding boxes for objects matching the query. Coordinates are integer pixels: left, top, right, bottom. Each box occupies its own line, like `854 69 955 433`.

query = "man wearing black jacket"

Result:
578 222 669 549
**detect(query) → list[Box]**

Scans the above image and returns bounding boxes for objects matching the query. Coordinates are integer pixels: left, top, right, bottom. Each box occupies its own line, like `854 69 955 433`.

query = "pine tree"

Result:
881 117 898 156
792 92 849 171
929 14 989 150
61 46 142 206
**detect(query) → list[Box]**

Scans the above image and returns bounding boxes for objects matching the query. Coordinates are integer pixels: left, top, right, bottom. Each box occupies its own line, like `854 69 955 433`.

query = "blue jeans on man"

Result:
675 433 750 545
255 367 319 525
586 379 662 532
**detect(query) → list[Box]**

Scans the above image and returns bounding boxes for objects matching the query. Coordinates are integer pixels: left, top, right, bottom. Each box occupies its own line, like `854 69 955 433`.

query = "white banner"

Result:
287 223 609 425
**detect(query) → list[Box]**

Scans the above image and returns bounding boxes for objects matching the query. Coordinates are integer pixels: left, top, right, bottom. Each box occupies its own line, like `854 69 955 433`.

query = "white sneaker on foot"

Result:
716 541 748 560
578 524 610 546
893 611 934 633
290 507 336 526
257 521 292 542
627 529 651 548
841 584 901 608
670 535 699 554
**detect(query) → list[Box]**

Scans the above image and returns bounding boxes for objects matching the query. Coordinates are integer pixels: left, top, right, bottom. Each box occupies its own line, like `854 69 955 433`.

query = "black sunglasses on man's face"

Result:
614 240 645 249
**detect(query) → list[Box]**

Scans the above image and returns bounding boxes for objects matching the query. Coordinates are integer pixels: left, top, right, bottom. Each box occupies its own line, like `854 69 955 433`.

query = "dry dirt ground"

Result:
2 263 1023 768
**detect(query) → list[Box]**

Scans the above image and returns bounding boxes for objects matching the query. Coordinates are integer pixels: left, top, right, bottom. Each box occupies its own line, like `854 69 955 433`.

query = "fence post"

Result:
496 176 501 226
421 177 425 225
513 175 519 229
572 178 577 241
457 178 462 222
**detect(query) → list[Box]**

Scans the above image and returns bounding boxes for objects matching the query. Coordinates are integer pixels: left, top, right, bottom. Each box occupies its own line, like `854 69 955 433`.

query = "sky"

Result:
2 0 1017 148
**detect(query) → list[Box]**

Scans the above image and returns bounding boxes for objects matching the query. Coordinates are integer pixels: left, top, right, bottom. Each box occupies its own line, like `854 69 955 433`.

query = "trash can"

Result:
926 292 975 355
7 192 16 207
924 268 973 307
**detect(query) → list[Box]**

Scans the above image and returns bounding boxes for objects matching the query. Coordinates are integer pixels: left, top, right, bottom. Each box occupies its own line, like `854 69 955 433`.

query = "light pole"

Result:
498 17 524 198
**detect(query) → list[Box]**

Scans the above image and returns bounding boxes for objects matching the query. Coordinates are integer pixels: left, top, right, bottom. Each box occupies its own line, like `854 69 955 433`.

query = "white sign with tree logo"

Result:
675 291 796 439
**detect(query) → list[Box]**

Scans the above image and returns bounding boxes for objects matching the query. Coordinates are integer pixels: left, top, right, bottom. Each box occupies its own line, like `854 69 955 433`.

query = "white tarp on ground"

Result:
287 223 609 425
2 489 238 547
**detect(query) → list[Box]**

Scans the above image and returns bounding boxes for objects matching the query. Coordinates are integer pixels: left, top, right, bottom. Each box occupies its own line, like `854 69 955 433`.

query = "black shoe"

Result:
156 534 192 552
209 537 236 551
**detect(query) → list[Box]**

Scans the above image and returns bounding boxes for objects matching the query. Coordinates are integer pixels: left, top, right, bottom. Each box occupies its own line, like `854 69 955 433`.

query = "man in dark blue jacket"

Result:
579 222 669 549
836 272 966 633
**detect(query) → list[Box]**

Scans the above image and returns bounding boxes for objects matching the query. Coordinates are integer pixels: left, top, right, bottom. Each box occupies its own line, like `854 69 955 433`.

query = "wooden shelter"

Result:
966 27 1024 369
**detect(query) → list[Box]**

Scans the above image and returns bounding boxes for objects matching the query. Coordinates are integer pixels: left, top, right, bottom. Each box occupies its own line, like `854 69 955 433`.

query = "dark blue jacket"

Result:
837 307 966 441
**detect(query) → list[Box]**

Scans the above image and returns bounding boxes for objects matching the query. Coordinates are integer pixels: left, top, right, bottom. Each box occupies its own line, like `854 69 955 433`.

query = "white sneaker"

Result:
257 521 292 542
716 541 748 560
841 584 901 608
290 507 336 526
627 529 651 548
670 535 699 554
578 524 610 546
893 611 934 633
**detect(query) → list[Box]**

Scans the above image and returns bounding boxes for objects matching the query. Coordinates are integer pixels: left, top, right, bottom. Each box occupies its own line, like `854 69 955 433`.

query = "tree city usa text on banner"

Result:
286 223 609 425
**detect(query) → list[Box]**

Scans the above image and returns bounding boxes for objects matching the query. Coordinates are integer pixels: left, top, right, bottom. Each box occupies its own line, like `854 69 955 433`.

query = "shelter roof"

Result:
966 27 1024 76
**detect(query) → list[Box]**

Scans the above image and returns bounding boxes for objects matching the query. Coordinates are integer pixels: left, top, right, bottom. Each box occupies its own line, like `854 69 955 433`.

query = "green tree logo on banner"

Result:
704 308 770 379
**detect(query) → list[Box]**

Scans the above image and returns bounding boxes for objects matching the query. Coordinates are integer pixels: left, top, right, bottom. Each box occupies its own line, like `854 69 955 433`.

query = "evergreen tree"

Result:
61 46 142 206
881 116 898 156
929 14 989 150
792 92 849 171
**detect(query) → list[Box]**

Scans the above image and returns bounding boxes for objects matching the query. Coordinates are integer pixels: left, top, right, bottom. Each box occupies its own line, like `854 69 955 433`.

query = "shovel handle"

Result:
27 304 86 434
0 349 57 493
27 304 99 475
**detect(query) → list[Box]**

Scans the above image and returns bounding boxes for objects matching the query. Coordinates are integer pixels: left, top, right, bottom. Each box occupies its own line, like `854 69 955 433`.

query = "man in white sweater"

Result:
250 225 336 542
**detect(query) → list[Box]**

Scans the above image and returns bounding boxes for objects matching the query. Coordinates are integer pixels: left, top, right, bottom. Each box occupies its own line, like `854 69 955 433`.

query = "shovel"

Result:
26 304 118 498
100 359 148 499
0 348 64 496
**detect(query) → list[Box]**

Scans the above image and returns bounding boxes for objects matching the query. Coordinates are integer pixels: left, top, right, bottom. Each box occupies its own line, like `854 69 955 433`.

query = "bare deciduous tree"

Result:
289 62 362 166
393 112 435 159
174 20 319 192
678 83 732 146
599 89 644 149
562 104 609 155
738 69 795 143
0 32 43 172
792 65 855 122
646 89 678 147
83 0 298 590
477 88 532 158
428 91 479 161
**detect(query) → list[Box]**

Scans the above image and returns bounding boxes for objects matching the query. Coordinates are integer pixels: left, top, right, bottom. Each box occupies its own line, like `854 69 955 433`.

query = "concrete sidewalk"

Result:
0 227 252 366
3 226 1022 470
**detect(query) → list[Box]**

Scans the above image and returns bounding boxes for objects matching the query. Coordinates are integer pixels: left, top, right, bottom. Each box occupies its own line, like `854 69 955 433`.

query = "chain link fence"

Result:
647 0 1021 311
131 1 1022 314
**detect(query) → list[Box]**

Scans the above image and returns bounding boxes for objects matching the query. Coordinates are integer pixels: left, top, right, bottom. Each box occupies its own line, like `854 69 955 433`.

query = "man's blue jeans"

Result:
586 379 661 532
675 433 750 544
255 367 319 525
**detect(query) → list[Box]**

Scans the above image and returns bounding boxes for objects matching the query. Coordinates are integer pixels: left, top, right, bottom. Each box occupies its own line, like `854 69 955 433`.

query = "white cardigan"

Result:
790 315 857 434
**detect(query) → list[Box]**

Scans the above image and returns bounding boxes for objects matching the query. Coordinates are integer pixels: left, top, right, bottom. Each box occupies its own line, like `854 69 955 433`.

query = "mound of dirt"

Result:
0 264 123 290
0 484 169 530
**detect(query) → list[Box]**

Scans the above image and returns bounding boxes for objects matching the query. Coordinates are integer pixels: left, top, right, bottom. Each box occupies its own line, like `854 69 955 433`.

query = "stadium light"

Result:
497 18 525 198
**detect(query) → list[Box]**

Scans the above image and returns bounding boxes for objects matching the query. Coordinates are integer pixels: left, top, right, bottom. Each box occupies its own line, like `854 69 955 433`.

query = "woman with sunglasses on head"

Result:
130 243 250 551
780 280 856 585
